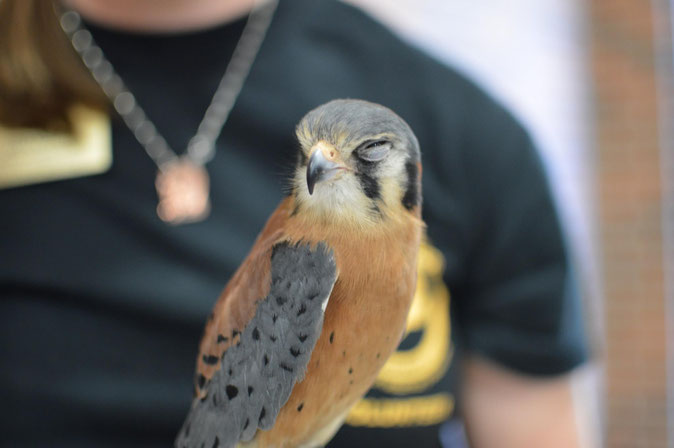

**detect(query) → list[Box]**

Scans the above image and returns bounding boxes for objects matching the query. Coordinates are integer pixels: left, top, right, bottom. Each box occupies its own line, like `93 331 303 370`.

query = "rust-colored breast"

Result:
252 209 423 446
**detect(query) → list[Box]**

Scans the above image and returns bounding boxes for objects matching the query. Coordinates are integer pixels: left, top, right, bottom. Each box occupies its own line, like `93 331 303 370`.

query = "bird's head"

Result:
292 99 421 228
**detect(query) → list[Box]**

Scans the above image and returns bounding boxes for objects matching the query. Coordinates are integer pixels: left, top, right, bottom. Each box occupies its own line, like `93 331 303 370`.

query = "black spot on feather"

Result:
217 334 228 343
212 436 219 448
202 354 218 365
197 374 206 389
280 363 294 373
299 333 308 342
259 407 266 423
329 332 334 344
297 304 307 316
290 347 301 357
297 403 304 412
225 385 238 400
252 327 260 340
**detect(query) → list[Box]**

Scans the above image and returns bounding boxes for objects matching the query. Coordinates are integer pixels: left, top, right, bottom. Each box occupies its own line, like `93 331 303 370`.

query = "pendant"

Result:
155 158 211 225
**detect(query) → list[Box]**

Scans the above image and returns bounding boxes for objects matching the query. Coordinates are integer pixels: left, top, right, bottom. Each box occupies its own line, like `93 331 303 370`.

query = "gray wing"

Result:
175 241 337 448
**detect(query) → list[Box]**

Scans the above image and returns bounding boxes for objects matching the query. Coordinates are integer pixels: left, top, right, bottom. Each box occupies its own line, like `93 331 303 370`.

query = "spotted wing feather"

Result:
175 241 337 448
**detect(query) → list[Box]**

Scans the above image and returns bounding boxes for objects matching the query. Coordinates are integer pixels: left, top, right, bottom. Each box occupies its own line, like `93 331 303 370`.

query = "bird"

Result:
175 99 424 448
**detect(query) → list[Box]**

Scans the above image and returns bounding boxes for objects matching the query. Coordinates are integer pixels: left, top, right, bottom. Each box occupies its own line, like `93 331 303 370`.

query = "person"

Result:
0 0 588 446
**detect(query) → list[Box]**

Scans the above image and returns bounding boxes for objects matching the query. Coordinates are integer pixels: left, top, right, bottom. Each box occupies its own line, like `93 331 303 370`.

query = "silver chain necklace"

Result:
59 0 278 225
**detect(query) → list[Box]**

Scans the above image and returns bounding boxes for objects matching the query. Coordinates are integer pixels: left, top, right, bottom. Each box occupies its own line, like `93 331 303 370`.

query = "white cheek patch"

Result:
379 150 408 185
294 169 374 223
374 150 408 206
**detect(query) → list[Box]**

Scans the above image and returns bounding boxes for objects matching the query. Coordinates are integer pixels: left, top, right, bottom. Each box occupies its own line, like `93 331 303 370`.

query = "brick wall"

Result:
589 0 670 446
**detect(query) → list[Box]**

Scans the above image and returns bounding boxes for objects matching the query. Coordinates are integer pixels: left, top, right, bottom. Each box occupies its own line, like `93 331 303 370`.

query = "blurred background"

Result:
344 0 673 447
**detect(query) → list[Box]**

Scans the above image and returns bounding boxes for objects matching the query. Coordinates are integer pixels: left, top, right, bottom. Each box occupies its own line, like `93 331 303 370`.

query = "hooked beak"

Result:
306 145 342 195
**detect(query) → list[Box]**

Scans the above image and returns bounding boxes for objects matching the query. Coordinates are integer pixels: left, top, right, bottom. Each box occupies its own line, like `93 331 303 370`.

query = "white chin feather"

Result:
296 171 370 217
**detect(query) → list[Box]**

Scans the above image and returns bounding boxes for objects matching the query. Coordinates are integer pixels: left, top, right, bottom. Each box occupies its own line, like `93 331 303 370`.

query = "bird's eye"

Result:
356 140 391 162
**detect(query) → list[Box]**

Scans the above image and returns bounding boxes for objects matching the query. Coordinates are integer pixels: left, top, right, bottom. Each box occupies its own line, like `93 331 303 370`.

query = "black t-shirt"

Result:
0 0 587 446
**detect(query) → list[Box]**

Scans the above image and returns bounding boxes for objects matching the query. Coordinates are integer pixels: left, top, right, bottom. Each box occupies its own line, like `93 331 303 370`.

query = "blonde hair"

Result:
0 0 106 131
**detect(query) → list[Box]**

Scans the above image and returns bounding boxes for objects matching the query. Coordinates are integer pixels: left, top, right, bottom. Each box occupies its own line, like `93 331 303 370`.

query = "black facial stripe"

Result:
355 171 380 200
355 158 381 200
402 161 420 210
